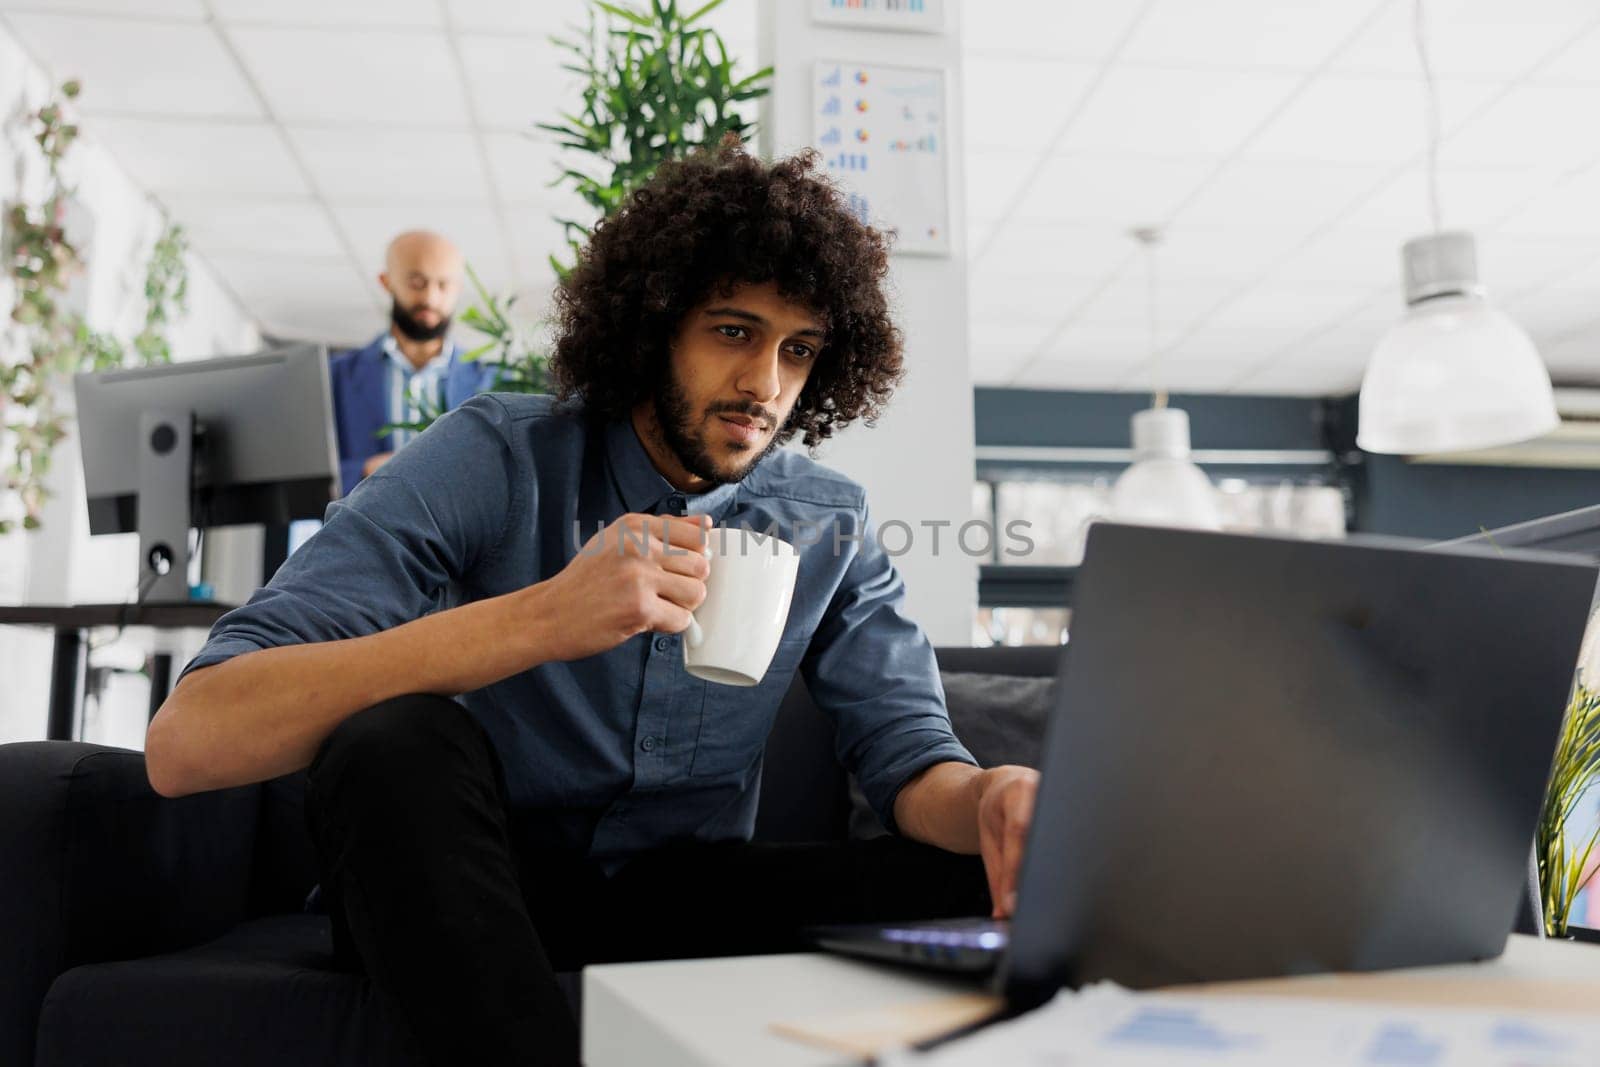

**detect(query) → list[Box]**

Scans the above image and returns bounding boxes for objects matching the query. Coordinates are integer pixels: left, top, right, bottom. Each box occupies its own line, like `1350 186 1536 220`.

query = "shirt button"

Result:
667 495 686 513
654 636 672 652
640 737 656 753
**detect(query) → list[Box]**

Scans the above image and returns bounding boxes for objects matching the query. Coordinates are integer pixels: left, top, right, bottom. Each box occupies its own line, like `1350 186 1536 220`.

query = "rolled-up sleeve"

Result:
180 395 520 680
800 503 976 833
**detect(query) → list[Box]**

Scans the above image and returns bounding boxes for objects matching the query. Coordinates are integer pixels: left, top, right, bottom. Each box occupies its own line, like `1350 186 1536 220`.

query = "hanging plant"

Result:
2 80 190 532
407 0 773 440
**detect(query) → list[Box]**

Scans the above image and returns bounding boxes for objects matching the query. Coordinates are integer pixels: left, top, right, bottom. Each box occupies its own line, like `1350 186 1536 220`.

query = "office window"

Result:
973 472 1348 646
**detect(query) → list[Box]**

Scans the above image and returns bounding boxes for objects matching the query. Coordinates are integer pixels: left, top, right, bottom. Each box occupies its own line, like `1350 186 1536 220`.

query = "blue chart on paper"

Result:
1105 1007 1259 1052
1363 1024 1445 1065
1491 1019 1574 1051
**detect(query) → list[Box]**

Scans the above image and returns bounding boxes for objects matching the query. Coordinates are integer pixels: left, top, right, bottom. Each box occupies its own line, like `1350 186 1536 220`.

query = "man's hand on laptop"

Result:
533 513 712 662
977 765 1040 919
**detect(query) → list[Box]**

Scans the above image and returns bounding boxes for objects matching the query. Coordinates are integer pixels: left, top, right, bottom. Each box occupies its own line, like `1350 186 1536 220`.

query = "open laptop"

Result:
811 522 1597 1009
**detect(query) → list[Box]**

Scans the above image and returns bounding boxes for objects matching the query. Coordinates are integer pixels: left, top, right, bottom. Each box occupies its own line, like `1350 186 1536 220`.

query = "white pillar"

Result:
758 1 976 645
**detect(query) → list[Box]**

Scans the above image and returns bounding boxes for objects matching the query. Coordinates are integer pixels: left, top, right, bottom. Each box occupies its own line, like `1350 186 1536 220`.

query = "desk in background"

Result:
0 602 233 741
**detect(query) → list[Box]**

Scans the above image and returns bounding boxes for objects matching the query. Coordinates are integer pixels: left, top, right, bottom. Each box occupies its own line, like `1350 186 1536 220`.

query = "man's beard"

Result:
653 364 782 487
391 299 451 342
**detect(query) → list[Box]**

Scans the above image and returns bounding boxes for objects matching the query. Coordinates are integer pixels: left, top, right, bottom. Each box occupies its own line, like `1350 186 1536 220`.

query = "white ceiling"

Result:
0 0 758 347
965 0 1600 394
1 0 1598 395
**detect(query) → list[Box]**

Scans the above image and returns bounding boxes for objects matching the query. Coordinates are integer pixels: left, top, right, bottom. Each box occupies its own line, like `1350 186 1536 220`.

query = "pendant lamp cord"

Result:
1132 226 1168 410
1413 0 1443 234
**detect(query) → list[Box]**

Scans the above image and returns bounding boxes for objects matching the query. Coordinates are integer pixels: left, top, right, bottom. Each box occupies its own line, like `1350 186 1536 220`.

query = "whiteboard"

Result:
810 0 947 34
812 61 950 257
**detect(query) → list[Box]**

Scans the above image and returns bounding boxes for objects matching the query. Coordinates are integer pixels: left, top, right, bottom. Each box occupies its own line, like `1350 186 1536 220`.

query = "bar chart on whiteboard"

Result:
812 61 950 256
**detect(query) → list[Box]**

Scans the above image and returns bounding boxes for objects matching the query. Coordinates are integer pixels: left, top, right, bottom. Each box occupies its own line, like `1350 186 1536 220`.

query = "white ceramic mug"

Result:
682 527 800 686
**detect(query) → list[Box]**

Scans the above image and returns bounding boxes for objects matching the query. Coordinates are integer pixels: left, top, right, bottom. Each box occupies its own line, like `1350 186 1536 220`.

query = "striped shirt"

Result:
382 333 455 450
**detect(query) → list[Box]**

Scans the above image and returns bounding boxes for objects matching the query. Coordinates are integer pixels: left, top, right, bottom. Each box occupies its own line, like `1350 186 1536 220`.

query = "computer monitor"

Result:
73 344 338 603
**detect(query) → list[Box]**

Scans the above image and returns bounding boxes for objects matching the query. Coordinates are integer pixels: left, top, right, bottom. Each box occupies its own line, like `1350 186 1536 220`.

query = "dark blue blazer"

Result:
329 334 500 495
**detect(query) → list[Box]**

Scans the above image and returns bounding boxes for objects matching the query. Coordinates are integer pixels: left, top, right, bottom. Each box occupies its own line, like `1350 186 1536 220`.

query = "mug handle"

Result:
685 616 703 649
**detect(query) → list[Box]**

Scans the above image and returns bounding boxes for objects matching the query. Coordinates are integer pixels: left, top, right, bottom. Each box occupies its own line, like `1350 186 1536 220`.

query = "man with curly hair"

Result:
147 142 1039 1066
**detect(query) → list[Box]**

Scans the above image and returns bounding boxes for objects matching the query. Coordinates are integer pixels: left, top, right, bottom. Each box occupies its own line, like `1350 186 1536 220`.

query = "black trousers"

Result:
304 693 991 1067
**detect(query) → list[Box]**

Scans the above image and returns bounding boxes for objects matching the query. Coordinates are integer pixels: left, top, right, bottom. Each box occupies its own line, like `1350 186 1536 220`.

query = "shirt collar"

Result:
605 417 740 519
380 332 454 376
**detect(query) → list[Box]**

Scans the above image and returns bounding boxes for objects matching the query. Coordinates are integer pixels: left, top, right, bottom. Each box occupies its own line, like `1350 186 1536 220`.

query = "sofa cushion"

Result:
34 915 429 1067
849 671 1057 838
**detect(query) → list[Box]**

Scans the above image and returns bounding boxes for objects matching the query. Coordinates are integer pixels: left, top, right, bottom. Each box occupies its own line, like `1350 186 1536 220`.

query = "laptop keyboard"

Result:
878 918 1010 951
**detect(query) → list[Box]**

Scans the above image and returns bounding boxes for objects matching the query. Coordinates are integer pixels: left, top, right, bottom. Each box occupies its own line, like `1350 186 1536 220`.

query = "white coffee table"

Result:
581 936 1600 1067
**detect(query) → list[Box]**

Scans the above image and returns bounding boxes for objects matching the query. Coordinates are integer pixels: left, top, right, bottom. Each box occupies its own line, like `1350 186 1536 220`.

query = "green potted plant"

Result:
1538 623 1600 938
438 0 771 425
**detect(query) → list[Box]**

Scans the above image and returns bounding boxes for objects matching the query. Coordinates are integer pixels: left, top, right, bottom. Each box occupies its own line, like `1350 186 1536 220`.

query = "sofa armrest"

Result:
0 742 261 1067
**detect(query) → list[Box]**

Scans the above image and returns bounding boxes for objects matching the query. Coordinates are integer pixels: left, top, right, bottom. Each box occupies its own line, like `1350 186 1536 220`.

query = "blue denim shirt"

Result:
184 394 974 865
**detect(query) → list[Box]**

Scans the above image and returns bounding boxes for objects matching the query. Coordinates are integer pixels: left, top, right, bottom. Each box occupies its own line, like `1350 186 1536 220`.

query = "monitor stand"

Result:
137 409 197 604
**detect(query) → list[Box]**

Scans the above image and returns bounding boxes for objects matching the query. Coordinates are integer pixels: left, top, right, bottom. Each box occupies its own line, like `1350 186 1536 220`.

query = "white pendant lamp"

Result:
1112 406 1222 530
1358 232 1558 454
1110 227 1222 531
1357 0 1558 455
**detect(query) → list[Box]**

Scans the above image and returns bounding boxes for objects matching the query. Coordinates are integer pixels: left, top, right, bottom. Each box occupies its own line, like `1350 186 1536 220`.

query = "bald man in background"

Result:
328 231 499 495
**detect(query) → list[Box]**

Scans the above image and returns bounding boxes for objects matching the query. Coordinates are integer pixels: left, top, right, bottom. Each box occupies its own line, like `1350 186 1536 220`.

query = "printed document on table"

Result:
880 982 1600 1066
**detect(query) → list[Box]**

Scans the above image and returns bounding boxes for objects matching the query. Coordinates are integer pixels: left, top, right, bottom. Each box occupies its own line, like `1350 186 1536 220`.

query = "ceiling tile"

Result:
1502 286 1600 337
1147 223 1311 282
1494 168 1600 236
288 126 488 202
1475 234 1599 298
1122 0 1384 70
1009 154 1216 226
203 253 368 305
209 0 440 27
1057 66 1300 158
1067 273 1243 339
963 56 1098 151
976 222 1136 276
6 13 261 117
969 270 1106 322
1242 75 1497 164
91 117 306 195
443 0 582 33
332 200 513 287
1011 354 1143 391
967 148 1047 224
1443 86 1600 171
1541 333 1600 381
482 133 594 218
455 33 589 132
1171 159 1388 228
503 212 571 296
163 194 345 257
1134 356 1265 394
967 321 1063 383
229 26 469 125
2 0 206 15
1273 228 1406 286
961 0 1145 61
1530 22 1600 84
1338 165 1556 232
1332 0 1600 78
1206 281 1389 332
1235 358 1366 396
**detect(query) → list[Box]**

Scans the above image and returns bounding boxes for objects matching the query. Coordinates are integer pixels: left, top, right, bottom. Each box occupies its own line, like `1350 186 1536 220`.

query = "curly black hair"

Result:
548 139 903 449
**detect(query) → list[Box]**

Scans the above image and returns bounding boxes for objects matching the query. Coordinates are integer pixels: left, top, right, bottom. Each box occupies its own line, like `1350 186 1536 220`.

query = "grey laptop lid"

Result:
1001 523 1596 1007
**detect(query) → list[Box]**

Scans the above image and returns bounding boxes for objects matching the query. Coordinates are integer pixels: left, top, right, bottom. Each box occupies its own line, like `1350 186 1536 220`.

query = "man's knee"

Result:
308 693 492 803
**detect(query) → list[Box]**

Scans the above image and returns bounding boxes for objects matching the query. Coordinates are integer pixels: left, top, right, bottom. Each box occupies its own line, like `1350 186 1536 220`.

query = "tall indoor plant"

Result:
447 0 771 412
1538 624 1600 937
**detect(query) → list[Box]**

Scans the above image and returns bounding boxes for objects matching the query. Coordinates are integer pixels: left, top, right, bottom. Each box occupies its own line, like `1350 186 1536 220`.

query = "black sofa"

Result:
0 644 1058 1067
